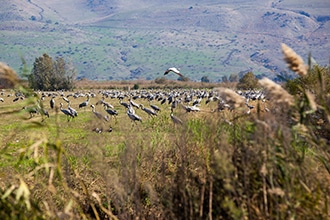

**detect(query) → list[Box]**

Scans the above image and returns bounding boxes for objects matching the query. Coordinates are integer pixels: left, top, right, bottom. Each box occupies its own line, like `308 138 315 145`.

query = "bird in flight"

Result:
164 67 183 77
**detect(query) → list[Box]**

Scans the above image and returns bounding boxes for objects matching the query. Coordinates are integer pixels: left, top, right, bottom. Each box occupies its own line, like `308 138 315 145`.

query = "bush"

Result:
178 76 190 82
201 76 210 83
155 77 167 84
237 72 259 90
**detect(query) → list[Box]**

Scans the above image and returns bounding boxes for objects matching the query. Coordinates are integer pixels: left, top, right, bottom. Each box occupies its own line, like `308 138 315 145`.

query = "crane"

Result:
170 104 183 125
130 98 140 109
22 106 38 119
50 96 55 109
127 108 142 124
62 96 69 103
79 95 90 109
91 105 109 121
170 113 183 125
119 99 130 109
60 103 75 121
149 103 161 112
68 102 78 117
140 104 157 117
164 67 183 77
104 107 118 120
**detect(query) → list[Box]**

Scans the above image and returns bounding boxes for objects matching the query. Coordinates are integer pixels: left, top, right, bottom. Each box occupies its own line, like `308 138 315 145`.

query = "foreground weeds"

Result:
0 51 330 219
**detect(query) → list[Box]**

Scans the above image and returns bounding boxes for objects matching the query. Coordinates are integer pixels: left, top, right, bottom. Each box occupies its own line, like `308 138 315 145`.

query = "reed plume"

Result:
0 62 20 88
305 91 317 111
259 78 294 107
215 87 245 110
281 43 308 76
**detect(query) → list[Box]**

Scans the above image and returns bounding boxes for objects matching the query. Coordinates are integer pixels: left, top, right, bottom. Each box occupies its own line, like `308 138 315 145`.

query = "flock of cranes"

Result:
0 67 269 133
0 85 269 133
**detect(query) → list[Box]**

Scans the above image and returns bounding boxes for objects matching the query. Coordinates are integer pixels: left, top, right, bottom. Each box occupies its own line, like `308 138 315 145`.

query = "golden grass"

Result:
281 43 308 76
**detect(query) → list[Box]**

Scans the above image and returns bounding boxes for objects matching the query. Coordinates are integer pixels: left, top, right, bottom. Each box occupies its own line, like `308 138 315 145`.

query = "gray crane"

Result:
60 103 75 121
35 99 50 120
91 105 109 121
79 95 90 109
130 98 140 109
149 103 161 112
170 113 183 125
119 99 130 109
140 104 157 117
62 96 69 103
50 96 55 109
96 97 114 109
170 104 183 125
22 106 38 119
68 102 78 117
127 108 142 124
104 107 118 121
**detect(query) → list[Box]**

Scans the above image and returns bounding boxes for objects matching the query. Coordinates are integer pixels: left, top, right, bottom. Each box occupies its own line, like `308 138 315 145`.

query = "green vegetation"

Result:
237 72 259 90
28 53 76 91
0 47 330 219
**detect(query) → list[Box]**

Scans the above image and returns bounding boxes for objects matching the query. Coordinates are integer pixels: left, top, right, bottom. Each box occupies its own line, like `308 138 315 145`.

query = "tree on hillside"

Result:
237 72 259 90
229 73 239 82
178 76 190 82
221 75 228 83
28 53 76 91
201 76 210 83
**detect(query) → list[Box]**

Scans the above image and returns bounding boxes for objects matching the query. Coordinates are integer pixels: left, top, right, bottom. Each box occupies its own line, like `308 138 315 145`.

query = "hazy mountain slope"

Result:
0 0 329 81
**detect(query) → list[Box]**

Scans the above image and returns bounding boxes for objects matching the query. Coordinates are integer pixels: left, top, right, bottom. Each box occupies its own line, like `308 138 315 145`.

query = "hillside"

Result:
0 0 329 81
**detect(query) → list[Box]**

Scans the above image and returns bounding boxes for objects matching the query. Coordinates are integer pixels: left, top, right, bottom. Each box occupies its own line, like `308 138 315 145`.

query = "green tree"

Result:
155 77 167 84
28 53 75 91
229 73 238 82
221 75 228 83
237 72 259 90
201 76 210 83
178 76 190 82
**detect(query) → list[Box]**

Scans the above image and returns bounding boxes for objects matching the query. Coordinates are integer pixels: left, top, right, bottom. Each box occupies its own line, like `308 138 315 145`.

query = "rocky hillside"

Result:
0 0 329 81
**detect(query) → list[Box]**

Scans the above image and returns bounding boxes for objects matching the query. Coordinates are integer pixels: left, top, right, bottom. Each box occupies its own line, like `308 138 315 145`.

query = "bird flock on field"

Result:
0 82 270 133
0 67 271 133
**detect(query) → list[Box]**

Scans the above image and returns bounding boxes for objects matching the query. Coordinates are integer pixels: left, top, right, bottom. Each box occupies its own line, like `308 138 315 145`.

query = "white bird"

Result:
164 67 183 77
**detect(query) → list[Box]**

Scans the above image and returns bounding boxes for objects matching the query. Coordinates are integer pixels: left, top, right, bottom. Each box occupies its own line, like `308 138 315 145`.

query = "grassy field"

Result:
1 68 330 219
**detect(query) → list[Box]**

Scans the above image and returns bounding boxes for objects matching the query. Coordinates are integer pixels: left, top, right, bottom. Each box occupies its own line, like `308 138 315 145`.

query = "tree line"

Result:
0 52 273 91
28 53 75 91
